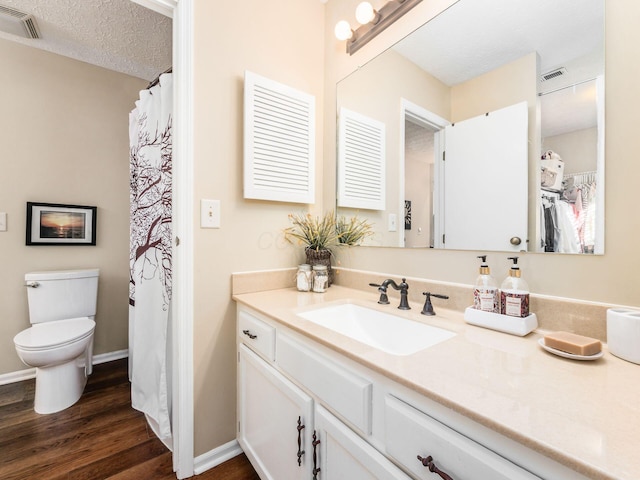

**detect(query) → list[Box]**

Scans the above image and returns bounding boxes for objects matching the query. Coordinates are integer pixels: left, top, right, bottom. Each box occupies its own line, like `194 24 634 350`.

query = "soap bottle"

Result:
473 255 499 313
500 257 530 317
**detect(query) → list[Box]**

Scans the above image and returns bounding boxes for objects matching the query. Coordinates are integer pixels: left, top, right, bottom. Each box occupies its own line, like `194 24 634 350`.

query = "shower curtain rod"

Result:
147 67 173 89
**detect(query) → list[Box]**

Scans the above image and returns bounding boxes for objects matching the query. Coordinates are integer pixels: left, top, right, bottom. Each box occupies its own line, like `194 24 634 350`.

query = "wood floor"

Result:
0 359 259 480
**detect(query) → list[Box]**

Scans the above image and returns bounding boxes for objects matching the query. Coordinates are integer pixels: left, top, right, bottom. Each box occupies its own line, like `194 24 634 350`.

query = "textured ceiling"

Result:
393 0 604 88
391 0 604 137
0 0 171 81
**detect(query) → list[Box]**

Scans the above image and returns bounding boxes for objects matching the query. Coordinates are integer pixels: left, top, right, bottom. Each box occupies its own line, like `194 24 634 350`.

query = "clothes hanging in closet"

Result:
540 172 596 254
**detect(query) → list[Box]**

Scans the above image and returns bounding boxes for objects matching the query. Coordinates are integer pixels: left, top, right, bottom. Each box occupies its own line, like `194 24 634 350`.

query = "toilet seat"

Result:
14 317 95 351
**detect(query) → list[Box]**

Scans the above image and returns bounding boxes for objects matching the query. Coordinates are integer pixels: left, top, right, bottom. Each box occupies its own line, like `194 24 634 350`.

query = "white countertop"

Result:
233 285 640 480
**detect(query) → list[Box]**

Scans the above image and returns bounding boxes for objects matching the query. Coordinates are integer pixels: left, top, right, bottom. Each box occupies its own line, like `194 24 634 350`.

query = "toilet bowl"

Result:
14 269 99 414
14 317 96 414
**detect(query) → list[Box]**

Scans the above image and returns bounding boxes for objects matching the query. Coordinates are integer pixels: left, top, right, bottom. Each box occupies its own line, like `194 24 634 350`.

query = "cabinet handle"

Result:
312 430 321 479
417 455 454 480
242 329 257 340
296 416 305 466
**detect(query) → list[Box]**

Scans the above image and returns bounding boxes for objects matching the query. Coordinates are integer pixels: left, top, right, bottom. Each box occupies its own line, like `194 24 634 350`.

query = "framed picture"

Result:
26 202 97 246
404 200 412 230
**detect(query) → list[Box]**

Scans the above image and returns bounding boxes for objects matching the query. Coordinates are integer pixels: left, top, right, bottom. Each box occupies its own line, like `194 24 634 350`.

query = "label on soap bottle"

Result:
501 291 530 317
474 288 499 312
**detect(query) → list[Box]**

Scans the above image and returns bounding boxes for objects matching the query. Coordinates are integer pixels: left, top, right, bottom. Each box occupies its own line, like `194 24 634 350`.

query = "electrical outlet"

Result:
388 213 397 232
0 212 6 232
200 199 220 228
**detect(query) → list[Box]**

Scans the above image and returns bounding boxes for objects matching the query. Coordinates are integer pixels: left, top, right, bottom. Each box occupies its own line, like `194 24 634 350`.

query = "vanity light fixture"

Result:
334 0 422 55
355 2 380 25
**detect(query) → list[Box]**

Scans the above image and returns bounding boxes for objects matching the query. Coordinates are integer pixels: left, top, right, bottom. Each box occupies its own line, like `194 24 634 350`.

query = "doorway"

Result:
132 0 195 477
404 119 438 248
399 99 449 248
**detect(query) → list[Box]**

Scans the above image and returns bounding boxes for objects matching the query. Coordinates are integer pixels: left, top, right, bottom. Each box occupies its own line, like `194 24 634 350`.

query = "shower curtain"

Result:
128 73 173 447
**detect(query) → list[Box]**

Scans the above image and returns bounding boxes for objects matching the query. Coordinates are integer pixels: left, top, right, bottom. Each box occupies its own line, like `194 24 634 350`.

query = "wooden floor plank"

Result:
0 403 146 465
67 437 169 480
0 359 259 480
103 452 175 480
196 454 261 480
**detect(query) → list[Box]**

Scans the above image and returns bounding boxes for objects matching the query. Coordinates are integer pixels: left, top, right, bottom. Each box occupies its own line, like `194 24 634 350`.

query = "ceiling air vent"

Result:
0 4 40 39
540 67 567 82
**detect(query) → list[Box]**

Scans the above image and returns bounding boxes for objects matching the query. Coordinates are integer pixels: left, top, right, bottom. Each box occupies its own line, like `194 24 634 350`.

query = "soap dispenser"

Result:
473 255 499 313
500 257 530 317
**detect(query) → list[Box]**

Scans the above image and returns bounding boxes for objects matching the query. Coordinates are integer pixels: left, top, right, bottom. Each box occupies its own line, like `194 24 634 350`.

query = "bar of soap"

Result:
544 331 602 356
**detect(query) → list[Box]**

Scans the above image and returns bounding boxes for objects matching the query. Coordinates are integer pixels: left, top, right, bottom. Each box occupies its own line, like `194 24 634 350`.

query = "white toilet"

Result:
13 268 99 414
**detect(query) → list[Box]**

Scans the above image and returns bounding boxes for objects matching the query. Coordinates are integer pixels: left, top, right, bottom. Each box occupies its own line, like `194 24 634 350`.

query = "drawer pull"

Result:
312 430 321 479
242 329 257 340
417 455 454 480
296 416 305 466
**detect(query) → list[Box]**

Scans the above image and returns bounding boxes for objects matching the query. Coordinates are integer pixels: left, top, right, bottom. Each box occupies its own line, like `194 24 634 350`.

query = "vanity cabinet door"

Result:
314 404 410 480
238 345 313 480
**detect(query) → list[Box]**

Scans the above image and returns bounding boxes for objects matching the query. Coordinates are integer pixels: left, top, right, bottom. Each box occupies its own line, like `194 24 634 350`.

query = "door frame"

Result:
171 1 195 477
399 99 449 248
131 0 195 478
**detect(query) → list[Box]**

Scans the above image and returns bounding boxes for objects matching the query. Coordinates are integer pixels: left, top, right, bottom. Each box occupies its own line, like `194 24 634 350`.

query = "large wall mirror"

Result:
336 0 605 254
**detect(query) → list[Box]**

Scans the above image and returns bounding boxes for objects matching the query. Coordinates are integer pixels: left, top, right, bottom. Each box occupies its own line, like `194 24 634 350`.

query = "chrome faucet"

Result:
369 278 410 310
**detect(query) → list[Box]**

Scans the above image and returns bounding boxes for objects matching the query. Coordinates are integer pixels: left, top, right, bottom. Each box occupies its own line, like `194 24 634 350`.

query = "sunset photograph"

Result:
39 211 86 239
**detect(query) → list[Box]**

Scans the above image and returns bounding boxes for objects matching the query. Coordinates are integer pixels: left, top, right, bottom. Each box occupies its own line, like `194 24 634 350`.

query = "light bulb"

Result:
334 20 353 41
355 2 376 24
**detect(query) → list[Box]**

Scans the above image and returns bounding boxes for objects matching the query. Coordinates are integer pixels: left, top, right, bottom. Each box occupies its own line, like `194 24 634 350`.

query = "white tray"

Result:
464 307 538 336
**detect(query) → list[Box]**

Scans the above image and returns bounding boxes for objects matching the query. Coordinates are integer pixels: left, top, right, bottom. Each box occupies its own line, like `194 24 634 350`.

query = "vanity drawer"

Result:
238 309 276 361
385 395 540 480
277 333 372 435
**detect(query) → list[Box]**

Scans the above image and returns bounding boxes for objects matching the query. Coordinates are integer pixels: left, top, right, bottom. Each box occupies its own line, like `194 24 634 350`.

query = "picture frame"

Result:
404 200 412 230
26 202 97 246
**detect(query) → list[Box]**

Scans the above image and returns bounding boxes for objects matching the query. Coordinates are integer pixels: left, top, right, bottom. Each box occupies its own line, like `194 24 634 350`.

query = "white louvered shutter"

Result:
337 107 386 210
244 71 315 203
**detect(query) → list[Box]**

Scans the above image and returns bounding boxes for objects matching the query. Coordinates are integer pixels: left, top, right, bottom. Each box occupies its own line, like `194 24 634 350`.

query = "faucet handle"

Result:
369 283 390 304
421 292 449 316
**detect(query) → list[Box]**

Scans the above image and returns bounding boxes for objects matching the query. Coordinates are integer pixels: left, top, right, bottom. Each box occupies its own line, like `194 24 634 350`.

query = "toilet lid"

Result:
14 317 95 350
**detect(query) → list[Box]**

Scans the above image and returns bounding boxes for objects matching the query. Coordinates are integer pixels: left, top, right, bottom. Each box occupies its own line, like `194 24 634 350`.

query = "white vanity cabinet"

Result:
237 306 408 480
236 303 587 480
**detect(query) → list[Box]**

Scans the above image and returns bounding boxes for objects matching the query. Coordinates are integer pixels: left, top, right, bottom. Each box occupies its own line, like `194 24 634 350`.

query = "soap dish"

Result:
464 307 538 336
538 338 604 361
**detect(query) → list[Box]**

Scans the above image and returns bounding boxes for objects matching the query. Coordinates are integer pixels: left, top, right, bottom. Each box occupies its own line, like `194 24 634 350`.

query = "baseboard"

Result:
0 367 35 386
0 349 129 386
193 439 243 475
93 349 129 365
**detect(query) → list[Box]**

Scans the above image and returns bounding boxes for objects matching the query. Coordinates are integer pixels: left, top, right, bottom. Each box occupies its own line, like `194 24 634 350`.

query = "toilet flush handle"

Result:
25 281 40 288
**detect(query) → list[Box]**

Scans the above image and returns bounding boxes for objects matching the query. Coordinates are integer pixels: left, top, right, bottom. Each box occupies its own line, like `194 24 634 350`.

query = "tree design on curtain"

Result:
129 113 172 310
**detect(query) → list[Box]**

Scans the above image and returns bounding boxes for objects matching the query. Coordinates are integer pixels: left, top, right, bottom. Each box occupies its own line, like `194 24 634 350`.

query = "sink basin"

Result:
297 303 455 356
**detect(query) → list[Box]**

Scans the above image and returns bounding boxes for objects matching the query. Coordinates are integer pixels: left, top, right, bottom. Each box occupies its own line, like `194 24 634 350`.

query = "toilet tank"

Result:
25 269 99 324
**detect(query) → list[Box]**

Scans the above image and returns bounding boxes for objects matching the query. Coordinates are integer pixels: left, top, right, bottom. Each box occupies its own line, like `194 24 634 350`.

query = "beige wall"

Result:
192 0 325 455
450 52 538 122
0 39 146 375
544 127 598 175
324 0 640 308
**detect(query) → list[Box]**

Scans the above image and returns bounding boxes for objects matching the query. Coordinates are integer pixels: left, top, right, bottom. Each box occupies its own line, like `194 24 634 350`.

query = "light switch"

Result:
200 199 220 228
388 213 397 232
0 212 6 232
